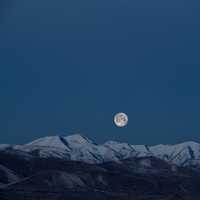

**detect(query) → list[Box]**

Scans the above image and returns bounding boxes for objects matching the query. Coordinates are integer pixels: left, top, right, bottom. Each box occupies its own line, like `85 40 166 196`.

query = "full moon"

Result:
114 112 128 127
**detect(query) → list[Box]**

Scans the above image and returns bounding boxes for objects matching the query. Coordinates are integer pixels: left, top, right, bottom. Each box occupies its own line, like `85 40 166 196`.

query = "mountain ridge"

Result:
0 134 200 168
0 135 200 200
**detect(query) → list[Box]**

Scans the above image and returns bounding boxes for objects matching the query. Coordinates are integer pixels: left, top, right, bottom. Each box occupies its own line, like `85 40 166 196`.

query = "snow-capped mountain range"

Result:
1 134 200 200
1 134 200 168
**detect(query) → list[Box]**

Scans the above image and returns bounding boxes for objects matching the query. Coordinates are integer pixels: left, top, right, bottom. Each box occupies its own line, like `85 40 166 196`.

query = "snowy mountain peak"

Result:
149 141 200 166
64 134 93 146
104 140 135 152
25 136 71 151
2 134 200 168
0 144 11 150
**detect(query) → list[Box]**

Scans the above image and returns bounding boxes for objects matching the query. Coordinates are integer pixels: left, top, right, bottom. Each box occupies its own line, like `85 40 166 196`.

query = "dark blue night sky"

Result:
0 0 200 145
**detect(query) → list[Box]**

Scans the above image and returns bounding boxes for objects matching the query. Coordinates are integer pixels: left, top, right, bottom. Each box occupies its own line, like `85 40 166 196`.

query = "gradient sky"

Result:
0 0 200 145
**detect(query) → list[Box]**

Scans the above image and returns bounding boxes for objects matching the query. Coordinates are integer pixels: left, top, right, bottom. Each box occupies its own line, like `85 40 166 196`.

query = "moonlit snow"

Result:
9 134 200 168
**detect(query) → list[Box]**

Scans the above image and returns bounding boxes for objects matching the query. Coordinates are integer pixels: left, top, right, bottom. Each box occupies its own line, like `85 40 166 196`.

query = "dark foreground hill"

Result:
0 149 200 200
1 135 200 199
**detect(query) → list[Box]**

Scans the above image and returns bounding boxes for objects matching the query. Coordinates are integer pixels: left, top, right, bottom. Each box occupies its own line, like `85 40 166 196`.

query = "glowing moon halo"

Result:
114 112 128 127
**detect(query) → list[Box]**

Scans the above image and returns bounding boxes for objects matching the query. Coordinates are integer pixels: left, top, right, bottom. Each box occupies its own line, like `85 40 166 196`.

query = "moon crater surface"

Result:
114 112 128 127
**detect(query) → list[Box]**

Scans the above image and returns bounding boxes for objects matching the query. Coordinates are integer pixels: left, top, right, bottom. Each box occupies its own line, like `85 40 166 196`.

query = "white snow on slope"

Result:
5 134 200 167
149 141 200 166
26 136 71 151
0 144 11 150
104 141 138 159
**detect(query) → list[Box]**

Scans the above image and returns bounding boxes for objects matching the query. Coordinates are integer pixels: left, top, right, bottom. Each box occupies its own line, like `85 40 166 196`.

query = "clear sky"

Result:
0 0 200 145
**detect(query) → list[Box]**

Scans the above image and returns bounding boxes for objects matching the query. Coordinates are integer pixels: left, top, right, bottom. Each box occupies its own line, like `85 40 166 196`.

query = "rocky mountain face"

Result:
3 134 200 167
0 134 200 200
